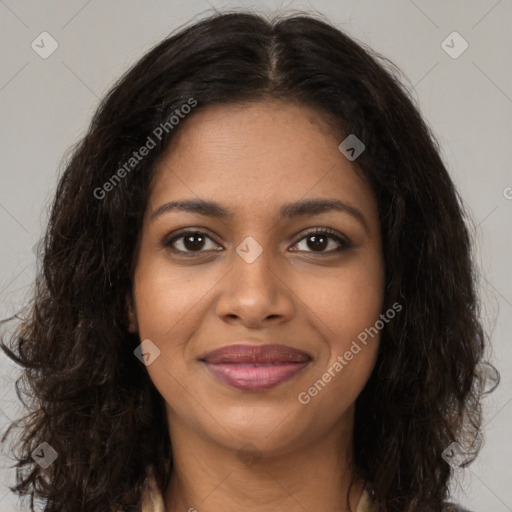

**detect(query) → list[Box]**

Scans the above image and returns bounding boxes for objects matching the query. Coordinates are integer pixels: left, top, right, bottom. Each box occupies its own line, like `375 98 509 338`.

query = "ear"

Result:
126 294 138 333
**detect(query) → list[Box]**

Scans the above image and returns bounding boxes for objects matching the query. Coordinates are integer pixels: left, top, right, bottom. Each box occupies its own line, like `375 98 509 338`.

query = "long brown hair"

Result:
1 10 499 512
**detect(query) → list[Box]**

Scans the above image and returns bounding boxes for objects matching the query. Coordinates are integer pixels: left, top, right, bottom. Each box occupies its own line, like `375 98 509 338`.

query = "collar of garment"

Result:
140 467 379 512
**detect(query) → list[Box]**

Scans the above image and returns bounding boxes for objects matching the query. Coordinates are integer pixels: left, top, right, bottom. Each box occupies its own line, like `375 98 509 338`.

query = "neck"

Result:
164 406 364 512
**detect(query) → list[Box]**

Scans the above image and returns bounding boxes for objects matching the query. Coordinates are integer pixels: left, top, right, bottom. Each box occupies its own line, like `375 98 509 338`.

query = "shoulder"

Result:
140 465 165 512
363 484 473 512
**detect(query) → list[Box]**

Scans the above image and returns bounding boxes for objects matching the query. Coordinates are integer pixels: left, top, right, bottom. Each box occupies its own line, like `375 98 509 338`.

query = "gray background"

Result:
0 1 511 511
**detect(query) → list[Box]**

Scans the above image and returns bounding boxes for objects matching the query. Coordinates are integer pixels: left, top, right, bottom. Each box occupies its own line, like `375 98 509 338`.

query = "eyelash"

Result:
162 227 352 257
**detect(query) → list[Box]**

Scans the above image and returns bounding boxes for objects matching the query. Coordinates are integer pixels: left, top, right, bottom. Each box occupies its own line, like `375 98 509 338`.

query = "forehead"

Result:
149 99 375 222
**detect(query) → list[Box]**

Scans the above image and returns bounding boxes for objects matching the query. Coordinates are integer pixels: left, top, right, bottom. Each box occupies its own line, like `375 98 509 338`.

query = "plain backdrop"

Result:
0 1 511 511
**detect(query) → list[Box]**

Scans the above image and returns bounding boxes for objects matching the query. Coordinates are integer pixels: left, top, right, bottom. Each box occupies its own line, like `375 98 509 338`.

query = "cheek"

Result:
295 256 383 401
133 260 217 338
297 254 384 341
131 266 202 406
131 261 223 397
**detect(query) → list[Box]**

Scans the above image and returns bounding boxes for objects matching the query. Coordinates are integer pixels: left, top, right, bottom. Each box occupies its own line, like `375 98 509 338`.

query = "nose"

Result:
215 242 295 329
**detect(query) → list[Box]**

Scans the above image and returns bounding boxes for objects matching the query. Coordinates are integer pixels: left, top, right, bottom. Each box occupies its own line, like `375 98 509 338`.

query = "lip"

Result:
200 343 311 391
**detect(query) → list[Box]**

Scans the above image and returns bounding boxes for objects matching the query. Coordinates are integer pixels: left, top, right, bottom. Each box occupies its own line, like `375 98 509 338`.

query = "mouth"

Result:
200 343 312 391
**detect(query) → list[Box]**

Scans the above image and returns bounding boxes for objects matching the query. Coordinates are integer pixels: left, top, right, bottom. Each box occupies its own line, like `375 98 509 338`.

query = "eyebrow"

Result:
150 198 369 232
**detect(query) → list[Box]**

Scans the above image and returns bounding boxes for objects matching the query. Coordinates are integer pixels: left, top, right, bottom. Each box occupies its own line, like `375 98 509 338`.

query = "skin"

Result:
127 99 385 512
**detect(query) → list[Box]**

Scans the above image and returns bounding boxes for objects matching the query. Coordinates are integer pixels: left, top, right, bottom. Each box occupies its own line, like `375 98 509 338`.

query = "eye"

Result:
163 227 351 257
163 230 222 256
291 228 351 254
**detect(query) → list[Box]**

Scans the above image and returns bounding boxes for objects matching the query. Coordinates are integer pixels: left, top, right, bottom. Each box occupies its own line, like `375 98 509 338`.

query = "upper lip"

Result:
200 343 312 364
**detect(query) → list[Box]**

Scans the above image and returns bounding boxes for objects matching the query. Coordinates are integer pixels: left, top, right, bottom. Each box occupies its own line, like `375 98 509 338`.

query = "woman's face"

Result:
129 99 385 456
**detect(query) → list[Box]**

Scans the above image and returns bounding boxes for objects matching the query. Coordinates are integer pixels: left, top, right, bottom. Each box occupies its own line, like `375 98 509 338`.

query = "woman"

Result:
0 10 498 512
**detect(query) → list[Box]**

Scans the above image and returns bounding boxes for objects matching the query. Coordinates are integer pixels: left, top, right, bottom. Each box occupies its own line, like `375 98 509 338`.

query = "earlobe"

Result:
126 295 138 333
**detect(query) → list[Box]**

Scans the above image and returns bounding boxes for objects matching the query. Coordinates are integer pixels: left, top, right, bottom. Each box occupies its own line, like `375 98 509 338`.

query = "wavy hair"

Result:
0 9 499 512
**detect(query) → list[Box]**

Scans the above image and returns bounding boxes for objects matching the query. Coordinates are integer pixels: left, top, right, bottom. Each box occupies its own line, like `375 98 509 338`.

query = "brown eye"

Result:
290 228 351 254
163 230 221 255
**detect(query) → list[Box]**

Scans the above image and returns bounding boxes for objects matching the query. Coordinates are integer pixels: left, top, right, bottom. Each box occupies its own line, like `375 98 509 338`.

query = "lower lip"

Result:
203 361 310 391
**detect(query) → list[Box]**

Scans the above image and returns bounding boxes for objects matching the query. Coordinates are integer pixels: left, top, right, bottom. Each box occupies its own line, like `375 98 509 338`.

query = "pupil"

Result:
309 234 327 251
184 233 204 251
